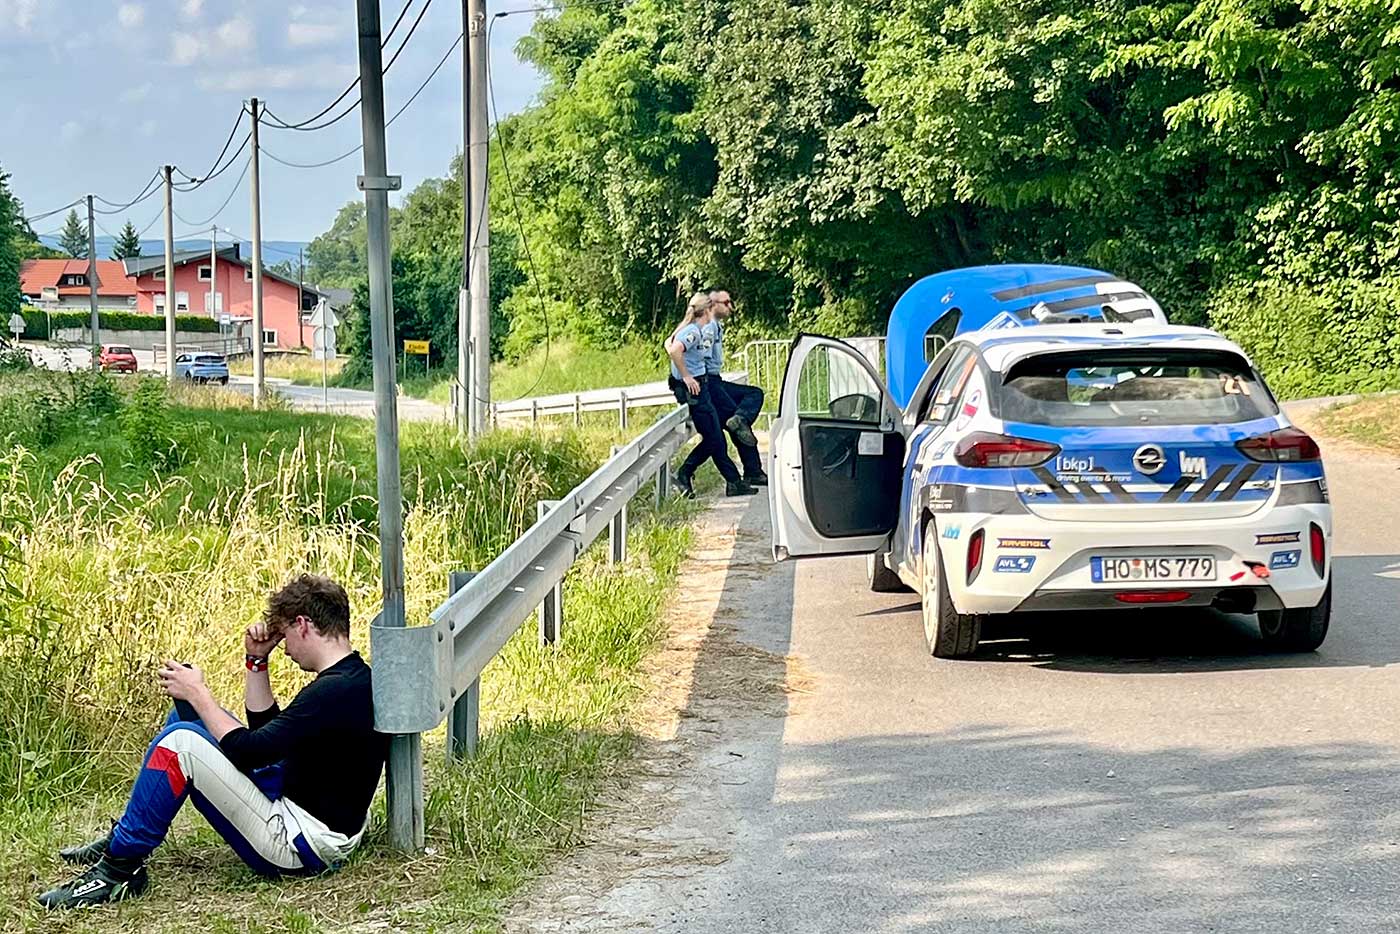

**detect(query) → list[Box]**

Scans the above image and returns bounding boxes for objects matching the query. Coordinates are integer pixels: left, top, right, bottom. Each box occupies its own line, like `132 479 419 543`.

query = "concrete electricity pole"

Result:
456 0 472 435
354 0 416 850
85 195 99 369
209 225 218 324
249 97 265 407
162 166 176 379
467 0 490 435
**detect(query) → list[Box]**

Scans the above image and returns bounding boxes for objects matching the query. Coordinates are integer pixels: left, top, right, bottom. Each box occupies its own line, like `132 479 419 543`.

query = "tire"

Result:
866 552 908 593
1258 582 1331 652
218 376 229 385
920 523 981 658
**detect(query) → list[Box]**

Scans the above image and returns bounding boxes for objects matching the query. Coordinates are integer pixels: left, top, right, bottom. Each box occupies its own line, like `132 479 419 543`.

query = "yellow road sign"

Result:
403 339 430 355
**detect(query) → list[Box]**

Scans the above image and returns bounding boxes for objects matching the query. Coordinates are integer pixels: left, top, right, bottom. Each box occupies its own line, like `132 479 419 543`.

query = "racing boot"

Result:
725 479 758 496
673 469 696 500
58 820 115 865
725 414 758 448
37 854 149 909
743 471 768 486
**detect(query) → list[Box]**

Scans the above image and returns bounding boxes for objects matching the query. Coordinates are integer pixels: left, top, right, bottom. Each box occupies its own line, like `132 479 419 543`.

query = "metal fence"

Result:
370 403 694 848
737 336 886 417
151 336 252 366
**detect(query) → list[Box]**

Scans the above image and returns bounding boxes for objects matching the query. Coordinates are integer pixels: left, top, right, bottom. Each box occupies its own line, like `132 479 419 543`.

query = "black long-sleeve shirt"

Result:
219 652 389 836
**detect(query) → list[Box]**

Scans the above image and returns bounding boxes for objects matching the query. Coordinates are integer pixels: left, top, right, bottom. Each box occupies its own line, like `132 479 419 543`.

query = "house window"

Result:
154 294 165 313
244 267 255 282
154 269 164 280
63 274 85 286
262 328 278 347
127 297 137 307
197 265 212 282
175 291 190 312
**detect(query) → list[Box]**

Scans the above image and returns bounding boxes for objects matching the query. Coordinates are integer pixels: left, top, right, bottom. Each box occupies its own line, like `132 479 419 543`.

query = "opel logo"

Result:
1133 444 1166 476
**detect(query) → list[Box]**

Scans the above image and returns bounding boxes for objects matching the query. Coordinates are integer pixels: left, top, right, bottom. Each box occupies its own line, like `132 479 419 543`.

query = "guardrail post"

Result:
655 456 670 508
531 398 539 423
574 394 582 426
608 446 628 564
618 391 628 430
536 500 564 645
445 569 480 762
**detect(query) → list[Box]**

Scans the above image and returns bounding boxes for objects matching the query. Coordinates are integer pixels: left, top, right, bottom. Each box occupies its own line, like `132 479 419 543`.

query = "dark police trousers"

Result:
707 376 764 477
669 375 740 483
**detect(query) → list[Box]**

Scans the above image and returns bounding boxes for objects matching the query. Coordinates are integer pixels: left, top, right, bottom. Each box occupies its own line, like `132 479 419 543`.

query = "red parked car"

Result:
98 344 138 373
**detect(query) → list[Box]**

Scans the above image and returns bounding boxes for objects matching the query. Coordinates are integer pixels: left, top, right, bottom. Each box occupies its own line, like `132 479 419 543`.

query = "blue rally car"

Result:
767 266 1332 658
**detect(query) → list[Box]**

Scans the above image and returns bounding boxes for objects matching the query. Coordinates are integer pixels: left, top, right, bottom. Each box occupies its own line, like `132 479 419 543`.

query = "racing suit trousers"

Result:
706 377 764 477
106 707 360 876
671 376 741 483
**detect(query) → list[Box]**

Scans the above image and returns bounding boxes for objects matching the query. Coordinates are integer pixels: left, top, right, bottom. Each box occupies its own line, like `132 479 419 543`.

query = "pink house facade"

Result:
123 247 316 350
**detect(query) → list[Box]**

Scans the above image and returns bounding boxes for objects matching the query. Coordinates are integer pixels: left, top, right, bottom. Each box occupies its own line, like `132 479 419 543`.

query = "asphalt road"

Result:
517 399 1400 933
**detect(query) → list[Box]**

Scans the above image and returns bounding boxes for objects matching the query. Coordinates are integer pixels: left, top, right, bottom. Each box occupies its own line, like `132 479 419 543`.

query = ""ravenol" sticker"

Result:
997 537 1051 550
1256 532 1301 545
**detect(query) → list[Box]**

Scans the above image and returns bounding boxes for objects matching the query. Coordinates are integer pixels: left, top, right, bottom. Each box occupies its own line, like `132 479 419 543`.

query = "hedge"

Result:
18 308 220 339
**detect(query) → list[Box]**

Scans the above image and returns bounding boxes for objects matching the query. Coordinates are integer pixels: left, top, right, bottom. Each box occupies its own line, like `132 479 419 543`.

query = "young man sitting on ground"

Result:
39 574 389 909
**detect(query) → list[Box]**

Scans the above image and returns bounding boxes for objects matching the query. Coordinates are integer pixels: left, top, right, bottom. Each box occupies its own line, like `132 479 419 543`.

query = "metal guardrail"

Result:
490 371 746 428
370 403 693 846
152 336 252 365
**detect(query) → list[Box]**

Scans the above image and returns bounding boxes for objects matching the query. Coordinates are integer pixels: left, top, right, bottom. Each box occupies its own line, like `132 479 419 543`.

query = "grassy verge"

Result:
1314 394 1400 452
0 368 703 932
228 354 346 384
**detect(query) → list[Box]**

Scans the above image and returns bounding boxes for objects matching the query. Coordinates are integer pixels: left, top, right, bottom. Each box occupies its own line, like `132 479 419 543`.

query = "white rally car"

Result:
768 324 1333 657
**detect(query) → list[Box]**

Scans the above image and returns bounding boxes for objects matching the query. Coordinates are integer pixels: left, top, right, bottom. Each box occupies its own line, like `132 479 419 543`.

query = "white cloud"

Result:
139 119 158 138
60 120 81 142
198 62 356 93
117 2 143 28
171 31 204 66
0 0 39 31
287 22 341 47
119 82 153 104
215 16 255 52
180 0 203 18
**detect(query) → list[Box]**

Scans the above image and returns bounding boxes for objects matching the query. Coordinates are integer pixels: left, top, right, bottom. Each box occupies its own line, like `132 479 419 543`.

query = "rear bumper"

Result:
928 502 1331 615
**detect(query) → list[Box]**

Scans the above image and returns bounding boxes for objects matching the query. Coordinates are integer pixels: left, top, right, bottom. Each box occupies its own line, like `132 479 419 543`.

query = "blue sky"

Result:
0 0 545 243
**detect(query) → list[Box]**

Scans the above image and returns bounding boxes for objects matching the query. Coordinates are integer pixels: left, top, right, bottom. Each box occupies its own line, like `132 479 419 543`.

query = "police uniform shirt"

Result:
670 323 709 380
703 319 724 376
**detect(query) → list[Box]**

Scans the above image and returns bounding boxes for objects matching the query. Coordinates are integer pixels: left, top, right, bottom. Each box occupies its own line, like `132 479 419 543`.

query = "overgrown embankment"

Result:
0 367 700 931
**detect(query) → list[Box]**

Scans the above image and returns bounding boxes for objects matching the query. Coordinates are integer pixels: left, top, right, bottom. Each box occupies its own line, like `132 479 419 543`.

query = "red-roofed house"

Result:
20 259 138 310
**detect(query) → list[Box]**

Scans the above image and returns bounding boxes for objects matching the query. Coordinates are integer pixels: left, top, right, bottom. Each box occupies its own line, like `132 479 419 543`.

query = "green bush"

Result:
119 376 181 468
19 307 220 339
1210 280 1400 400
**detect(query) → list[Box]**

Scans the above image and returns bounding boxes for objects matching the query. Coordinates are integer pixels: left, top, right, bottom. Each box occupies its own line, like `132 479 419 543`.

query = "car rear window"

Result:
108 345 133 354
997 349 1279 427
194 354 226 365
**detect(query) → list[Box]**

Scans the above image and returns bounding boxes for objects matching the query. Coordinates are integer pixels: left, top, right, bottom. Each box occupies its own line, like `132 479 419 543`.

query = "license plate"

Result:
1091 555 1216 583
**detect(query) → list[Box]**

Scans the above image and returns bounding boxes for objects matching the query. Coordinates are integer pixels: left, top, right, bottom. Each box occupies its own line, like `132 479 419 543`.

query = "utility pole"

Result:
456 0 471 434
163 166 176 379
85 195 99 369
209 224 217 324
298 246 306 349
467 0 490 436
249 97 265 406
355 0 415 851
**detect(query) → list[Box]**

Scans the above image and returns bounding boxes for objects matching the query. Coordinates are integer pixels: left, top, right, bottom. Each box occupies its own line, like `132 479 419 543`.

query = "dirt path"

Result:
503 493 806 932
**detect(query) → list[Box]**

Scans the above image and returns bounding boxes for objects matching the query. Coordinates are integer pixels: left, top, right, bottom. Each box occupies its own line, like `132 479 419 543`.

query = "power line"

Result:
261 0 427 132
23 199 83 225
91 170 165 215
172 155 253 228
262 0 436 134
262 30 464 170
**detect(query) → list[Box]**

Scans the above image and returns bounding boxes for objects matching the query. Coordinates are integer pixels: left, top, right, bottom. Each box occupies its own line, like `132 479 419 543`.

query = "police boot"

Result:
725 414 758 448
726 479 758 496
673 469 696 499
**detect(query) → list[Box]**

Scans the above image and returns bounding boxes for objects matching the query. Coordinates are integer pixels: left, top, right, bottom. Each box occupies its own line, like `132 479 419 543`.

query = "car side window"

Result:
922 349 977 426
176 354 190 363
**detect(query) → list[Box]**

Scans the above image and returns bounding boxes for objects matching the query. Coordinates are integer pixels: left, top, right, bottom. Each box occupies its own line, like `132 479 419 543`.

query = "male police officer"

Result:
704 289 767 485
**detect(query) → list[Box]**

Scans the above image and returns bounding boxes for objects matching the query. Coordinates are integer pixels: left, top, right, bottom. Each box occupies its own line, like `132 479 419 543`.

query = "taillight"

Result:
966 529 985 584
1310 523 1325 576
1115 591 1191 604
1236 427 1320 462
954 432 1061 468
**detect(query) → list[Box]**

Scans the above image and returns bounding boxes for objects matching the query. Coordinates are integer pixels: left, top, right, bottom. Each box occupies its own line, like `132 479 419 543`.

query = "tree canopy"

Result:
57 210 87 259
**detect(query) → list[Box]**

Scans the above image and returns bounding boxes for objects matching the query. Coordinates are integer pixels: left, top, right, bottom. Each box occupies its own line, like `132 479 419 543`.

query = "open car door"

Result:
770 335 906 560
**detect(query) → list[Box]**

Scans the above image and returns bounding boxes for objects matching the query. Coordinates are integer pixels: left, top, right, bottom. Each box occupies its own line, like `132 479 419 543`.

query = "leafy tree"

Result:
110 220 142 260
57 210 87 259
0 164 22 320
